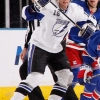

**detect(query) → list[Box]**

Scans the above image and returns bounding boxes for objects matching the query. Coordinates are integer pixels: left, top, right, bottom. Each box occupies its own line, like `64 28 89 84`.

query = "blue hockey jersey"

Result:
86 30 100 57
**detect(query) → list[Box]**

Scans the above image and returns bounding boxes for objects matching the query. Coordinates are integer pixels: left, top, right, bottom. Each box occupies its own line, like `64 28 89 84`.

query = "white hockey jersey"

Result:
22 2 97 53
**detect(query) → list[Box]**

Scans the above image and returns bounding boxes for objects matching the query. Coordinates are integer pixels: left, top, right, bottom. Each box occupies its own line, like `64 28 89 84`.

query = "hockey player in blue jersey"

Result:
69 2 100 99
77 30 100 100
66 0 100 76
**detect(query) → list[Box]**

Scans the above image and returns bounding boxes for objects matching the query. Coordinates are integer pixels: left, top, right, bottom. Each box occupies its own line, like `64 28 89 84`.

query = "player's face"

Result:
88 0 99 8
31 0 34 3
58 0 70 10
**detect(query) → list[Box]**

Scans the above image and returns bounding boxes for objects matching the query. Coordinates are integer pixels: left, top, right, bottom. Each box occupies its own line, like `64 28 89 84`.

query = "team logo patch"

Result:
52 19 70 37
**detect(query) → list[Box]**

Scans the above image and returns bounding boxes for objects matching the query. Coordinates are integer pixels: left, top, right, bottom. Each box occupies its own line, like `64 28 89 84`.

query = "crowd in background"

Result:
0 0 32 28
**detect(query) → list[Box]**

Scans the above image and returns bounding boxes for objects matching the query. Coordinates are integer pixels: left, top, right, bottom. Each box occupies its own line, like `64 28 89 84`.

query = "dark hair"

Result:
98 1 100 8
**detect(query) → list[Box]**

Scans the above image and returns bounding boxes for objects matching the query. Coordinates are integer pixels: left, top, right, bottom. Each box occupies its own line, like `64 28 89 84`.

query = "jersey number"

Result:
53 10 60 16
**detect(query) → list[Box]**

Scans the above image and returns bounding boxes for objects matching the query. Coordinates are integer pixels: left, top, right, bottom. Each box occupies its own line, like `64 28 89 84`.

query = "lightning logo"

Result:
52 19 70 37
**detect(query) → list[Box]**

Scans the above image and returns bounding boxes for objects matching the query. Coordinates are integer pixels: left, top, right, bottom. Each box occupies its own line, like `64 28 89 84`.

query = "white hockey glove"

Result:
34 0 50 11
78 22 97 40
78 64 93 85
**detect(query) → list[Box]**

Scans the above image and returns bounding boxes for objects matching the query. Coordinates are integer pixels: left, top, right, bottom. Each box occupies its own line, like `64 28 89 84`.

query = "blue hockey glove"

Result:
22 4 44 21
78 64 93 85
34 0 50 11
78 23 96 40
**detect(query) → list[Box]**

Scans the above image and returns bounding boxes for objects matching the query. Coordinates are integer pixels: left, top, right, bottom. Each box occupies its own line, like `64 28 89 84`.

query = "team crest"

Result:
52 19 70 37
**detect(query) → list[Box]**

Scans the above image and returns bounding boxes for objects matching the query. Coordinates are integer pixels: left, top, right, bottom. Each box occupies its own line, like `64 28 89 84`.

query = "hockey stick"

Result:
92 74 100 78
68 74 100 86
50 1 82 31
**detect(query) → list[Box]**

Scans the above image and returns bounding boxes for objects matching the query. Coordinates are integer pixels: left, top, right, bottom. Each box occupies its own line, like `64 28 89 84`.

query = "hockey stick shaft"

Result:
92 74 100 78
50 1 82 31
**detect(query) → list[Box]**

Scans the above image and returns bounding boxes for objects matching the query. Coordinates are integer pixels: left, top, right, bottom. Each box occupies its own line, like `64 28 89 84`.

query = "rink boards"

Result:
0 29 84 99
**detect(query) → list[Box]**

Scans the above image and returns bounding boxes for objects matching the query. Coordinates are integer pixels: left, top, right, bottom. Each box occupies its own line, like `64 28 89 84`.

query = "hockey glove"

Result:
34 0 50 11
22 4 44 21
78 64 93 85
78 22 96 40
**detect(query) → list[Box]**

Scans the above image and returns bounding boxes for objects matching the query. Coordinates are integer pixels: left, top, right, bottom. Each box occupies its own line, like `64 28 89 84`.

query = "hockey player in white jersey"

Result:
10 0 97 100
